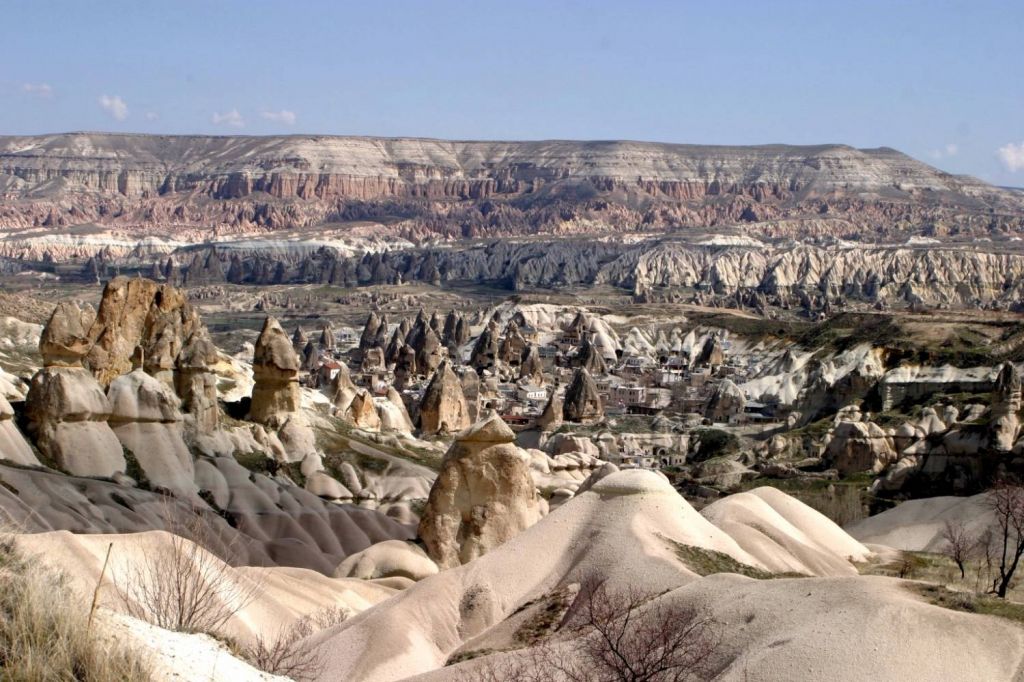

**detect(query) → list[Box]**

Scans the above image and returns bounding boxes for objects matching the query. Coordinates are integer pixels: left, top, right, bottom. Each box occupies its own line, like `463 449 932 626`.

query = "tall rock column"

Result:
418 415 542 569
991 362 1022 452
249 316 301 424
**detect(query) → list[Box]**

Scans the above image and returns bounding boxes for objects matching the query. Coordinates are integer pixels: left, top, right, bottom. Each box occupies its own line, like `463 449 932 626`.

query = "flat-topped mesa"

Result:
249 316 301 424
418 360 472 436
418 413 543 569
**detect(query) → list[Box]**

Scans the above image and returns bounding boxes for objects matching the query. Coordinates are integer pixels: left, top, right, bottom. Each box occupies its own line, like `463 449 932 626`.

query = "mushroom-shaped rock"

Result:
418 414 543 569
562 368 604 423
418 361 472 436
249 316 300 424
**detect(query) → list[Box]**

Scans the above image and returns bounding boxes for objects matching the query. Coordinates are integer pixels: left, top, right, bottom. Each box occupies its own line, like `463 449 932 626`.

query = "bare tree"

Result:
940 519 973 580
114 509 262 634
986 481 1024 598
244 606 349 681
472 578 720 682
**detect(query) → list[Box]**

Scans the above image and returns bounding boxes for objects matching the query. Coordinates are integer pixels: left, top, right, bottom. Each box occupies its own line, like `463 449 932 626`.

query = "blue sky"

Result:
3 0 1022 185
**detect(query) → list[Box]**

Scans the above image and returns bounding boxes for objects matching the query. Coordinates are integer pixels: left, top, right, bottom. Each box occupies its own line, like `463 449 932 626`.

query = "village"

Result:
288 306 784 472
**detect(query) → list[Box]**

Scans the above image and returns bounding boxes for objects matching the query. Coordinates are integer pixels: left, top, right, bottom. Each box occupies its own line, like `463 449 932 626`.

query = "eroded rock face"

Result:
705 379 746 423
0 394 38 466
249 316 301 424
107 369 197 498
25 366 125 478
38 302 95 366
419 361 472 436
418 415 542 569
563 368 603 423
825 421 896 476
991 362 1021 452
346 390 382 431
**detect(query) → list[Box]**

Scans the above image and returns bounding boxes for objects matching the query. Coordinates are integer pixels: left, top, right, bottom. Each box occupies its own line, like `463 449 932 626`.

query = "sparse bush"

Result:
940 519 974 580
114 510 261 635
243 605 348 681
0 536 151 680
473 578 720 682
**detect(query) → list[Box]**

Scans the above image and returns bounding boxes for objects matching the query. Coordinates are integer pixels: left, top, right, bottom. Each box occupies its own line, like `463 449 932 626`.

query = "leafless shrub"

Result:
472 578 720 682
243 605 349 680
986 480 1024 598
114 509 261 635
0 534 151 680
940 519 974 580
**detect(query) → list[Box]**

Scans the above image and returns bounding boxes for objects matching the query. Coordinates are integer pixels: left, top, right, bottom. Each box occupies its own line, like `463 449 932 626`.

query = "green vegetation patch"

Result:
666 538 805 580
911 583 1024 626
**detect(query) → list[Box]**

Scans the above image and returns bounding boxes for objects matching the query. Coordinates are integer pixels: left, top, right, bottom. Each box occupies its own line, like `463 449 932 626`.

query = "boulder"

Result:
346 390 382 431
38 301 95 366
418 415 543 569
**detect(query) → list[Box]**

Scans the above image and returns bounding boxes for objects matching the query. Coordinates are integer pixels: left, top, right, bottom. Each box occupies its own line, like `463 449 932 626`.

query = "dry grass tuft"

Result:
0 535 151 680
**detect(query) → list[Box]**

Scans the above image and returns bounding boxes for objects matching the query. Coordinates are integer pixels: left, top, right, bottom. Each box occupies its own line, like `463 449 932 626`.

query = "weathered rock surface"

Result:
563 368 603 423
825 421 897 476
418 361 472 436
0 394 38 466
24 366 125 477
107 369 197 498
418 415 543 569
249 316 301 424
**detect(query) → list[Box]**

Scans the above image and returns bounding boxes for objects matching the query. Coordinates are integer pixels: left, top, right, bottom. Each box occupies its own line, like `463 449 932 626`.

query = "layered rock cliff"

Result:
2 133 1021 245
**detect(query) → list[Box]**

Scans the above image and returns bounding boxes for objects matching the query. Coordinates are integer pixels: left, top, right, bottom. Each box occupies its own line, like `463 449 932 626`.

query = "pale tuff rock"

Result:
460 368 481 422
38 301 95 366
518 344 545 385
419 361 472 436
361 347 386 373
333 540 438 581
84 276 202 387
498 321 528 366
174 329 220 434
346 390 382 431
705 378 746 423
358 312 382 356
291 325 308 353
25 366 125 477
469 323 499 373
330 362 358 413
536 390 564 431
107 369 197 498
695 333 725 367
415 326 444 376
383 387 414 434
991 362 1021 452
418 414 543 569
0 394 39 466
563 368 604 423
825 421 897 476
249 316 301 424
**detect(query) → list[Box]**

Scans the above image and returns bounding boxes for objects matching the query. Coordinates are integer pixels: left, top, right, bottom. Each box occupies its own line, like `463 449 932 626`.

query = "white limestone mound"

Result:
701 486 871 576
845 493 993 552
333 540 439 581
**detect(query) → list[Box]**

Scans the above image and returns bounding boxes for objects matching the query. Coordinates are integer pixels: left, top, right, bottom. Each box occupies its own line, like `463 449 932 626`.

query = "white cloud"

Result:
211 109 245 128
98 94 128 121
260 110 297 126
145 111 160 121
22 83 53 98
998 142 1024 173
944 143 958 157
